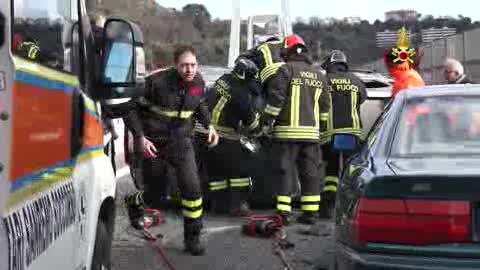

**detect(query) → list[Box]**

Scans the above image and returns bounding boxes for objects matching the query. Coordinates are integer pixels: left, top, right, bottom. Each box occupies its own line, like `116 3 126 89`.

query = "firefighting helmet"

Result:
233 58 259 80
321 50 348 70
384 26 417 66
284 34 306 49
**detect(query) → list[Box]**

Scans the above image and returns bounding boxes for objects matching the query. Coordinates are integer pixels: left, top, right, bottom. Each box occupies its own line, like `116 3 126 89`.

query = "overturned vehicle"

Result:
124 67 392 209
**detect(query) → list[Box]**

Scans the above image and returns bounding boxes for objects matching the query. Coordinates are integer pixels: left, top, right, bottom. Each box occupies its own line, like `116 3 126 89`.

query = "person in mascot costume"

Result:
384 26 425 97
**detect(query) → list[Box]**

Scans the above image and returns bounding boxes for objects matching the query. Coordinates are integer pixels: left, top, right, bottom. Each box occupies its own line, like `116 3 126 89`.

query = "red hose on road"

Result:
144 228 177 270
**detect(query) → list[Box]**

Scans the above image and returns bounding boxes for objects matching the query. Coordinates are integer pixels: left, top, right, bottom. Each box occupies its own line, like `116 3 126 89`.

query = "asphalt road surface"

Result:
109 99 386 270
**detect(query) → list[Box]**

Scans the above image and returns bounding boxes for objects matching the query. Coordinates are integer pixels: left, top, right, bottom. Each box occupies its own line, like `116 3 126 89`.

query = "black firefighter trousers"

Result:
142 137 203 225
273 141 324 216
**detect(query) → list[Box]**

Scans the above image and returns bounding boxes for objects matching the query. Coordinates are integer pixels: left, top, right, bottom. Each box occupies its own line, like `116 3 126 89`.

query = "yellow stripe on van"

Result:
13 56 79 86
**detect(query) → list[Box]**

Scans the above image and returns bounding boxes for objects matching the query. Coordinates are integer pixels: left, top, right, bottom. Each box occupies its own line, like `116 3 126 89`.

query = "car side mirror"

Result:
96 18 145 100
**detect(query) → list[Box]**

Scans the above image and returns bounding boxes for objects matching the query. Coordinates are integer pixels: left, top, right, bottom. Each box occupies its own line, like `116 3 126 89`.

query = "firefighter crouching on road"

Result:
124 45 219 256
318 50 367 218
198 58 261 216
259 35 331 225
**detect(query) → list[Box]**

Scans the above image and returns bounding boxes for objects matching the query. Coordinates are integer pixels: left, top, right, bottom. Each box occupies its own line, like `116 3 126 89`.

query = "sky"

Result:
156 0 478 23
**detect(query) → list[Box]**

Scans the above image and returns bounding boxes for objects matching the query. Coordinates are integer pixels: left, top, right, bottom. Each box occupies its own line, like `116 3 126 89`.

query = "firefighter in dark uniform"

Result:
236 36 285 86
201 58 261 216
125 45 219 256
319 50 367 218
259 35 331 225
17 37 41 61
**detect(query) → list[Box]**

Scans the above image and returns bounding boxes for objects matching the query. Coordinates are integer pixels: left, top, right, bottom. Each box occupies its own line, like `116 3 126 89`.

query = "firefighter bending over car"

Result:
318 50 367 218
123 45 219 256
197 58 262 216
258 34 331 225
237 35 285 86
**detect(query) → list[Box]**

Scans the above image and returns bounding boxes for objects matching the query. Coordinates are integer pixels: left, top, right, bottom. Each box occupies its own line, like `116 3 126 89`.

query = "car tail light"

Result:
350 198 471 245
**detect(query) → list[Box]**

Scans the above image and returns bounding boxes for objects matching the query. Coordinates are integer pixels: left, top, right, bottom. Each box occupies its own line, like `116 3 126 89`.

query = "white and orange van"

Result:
0 1 145 270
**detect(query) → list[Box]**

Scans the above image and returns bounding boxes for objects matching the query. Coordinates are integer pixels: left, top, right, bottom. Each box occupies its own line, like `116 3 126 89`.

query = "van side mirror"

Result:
96 18 145 100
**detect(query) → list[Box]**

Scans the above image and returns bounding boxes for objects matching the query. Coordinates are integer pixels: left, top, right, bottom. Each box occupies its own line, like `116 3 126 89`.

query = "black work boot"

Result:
124 191 145 230
319 193 335 219
184 222 206 256
298 212 317 225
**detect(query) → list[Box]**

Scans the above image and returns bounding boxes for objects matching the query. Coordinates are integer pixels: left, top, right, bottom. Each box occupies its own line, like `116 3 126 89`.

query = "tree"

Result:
182 4 211 32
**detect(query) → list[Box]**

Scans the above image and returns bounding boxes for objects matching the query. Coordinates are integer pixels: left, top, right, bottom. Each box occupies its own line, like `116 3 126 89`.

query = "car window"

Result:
12 0 78 73
366 99 393 148
392 95 480 156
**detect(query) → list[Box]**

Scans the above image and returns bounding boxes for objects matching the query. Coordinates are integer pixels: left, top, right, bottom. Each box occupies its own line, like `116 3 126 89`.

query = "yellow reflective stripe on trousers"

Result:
209 180 228 191
323 185 337 192
230 177 252 188
277 204 292 212
212 96 229 124
182 209 203 219
277 195 291 204
182 198 203 208
300 195 321 203
325 176 339 184
264 104 282 116
301 204 319 211
229 177 251 183
290 85 300 127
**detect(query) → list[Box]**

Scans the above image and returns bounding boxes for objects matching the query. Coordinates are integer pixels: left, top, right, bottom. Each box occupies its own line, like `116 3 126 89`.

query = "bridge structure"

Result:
227 0 293 68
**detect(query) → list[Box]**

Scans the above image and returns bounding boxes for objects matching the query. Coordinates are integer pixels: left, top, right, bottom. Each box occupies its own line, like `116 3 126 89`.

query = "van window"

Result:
12 0 77 73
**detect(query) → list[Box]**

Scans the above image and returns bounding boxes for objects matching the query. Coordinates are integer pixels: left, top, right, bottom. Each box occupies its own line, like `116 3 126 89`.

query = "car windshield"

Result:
392 95 480 157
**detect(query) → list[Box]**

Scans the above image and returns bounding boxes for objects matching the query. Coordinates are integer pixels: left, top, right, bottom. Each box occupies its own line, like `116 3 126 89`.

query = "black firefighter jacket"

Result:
237 40 285 84
261 57 331 142
320 68 367 144
206 73 261 140
124 68 211 139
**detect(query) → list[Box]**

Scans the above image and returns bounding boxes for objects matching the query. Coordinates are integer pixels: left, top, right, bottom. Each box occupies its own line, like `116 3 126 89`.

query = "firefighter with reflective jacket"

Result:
236 36 285 85
17 37 41 61
259 35 331 225
200 58 261 216
124 45 219 256
319 50 367 218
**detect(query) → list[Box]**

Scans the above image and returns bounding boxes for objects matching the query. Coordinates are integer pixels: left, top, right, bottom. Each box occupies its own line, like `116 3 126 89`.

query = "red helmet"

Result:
284 34 305 49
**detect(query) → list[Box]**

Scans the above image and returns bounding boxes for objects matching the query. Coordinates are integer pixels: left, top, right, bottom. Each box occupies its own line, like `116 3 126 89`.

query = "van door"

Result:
1 0 83 269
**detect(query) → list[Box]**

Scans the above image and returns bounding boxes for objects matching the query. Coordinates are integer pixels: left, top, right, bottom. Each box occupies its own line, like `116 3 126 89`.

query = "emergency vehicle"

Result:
0 1 145 270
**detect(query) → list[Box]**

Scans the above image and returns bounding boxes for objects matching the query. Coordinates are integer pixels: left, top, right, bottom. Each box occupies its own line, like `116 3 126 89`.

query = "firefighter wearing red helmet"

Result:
258 34 331 225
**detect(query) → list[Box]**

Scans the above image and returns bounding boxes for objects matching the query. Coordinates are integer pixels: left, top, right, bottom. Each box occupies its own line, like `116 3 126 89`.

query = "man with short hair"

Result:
444 58 476 84
125 45 219 256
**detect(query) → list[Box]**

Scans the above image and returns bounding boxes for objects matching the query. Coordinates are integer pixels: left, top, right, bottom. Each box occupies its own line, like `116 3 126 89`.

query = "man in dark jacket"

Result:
197 58 261 216
319 50 367 218
444 58 476 84
124 45 219 256
259 34 331 225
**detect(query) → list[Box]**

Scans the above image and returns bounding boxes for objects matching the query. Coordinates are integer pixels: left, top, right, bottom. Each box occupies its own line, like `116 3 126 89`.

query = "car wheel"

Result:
91 220 112 270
